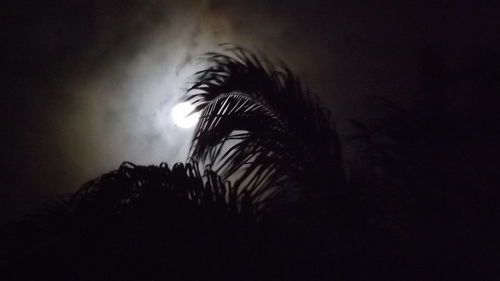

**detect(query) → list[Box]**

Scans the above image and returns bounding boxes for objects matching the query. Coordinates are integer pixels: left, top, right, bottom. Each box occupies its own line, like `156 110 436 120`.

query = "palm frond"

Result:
186 46 345 207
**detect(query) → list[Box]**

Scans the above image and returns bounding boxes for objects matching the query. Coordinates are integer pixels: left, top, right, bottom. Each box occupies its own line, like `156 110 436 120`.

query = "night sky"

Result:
2 0 499 223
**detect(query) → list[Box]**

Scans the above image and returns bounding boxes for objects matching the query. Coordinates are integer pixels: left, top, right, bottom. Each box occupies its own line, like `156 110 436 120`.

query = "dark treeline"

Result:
0 47 497 280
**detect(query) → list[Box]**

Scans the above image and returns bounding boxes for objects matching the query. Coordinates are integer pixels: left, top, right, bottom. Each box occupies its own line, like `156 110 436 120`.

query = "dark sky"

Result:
2 0 499 223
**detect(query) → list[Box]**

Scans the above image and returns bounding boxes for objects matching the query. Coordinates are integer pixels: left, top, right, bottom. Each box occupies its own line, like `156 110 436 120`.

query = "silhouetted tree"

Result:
1 162 272 281
1 47 351 281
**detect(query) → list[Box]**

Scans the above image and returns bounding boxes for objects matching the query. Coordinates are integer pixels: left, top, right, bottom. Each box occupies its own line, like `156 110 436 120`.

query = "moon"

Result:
171 102 201 128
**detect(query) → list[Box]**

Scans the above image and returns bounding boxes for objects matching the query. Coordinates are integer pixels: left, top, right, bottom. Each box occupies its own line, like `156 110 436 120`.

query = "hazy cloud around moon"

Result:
51 1 238 192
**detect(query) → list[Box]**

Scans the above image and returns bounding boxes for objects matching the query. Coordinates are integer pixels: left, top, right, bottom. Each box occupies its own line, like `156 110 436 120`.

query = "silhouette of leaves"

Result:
187 46 345 209
0 162 272 281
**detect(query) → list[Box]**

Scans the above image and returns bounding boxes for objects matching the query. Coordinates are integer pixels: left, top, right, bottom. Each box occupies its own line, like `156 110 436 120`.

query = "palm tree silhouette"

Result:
186 46 348 215
1 47 352 281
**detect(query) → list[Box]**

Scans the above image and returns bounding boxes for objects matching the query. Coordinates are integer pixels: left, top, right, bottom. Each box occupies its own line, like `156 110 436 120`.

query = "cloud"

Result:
51 1 237 188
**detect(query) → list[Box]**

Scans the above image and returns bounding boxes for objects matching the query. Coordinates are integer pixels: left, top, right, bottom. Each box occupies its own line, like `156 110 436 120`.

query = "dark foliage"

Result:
348 43 497 280
0 163 254 280
0 161 348 281
186 46 346 209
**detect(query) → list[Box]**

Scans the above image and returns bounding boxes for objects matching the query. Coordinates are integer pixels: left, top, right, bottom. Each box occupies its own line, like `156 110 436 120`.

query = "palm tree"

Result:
186 46 348 217
1 47 352 281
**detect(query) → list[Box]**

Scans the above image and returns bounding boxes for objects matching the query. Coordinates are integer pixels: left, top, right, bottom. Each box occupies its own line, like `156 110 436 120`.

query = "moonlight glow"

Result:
171 102 200 128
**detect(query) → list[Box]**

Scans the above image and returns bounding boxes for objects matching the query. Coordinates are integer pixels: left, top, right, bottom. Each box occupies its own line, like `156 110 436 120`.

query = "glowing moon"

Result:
171 102 200 128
